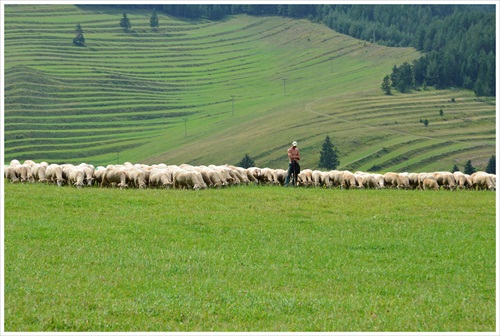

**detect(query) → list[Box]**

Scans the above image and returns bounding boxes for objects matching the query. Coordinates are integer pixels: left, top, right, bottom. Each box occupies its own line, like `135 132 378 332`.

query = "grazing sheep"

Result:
261 168 277 185
173 170 206 190
78 163 95 186
418 173 435 190
406 172 420 190
453 171 471 190
149 168 174 189
45 164 66 186
61 164 76 181
246 167 262 184
125 167 147 189
214 165 239 186
4 166 19 183
31 163 48 183
93 166 106 187
14 164 32 183
472 172 496 191
10 159 21 167
68 167 86 188
433 172 456 191
422 178 440 191
341 171 359 189
23 159 36 167
312 170 331 187
6 159 496 193
395 173 410 190
312 170 323 187
383 172 399 188
298 169 313 187
101 165 128 189
226 165 250 185
328 170 342 188
360 174 383 189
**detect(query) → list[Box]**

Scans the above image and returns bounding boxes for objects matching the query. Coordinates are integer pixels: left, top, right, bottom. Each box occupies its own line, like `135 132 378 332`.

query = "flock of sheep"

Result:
3 159 496 191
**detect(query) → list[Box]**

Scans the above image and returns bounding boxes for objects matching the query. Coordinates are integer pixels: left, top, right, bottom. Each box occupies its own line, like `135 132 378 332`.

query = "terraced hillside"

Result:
4 5 496 172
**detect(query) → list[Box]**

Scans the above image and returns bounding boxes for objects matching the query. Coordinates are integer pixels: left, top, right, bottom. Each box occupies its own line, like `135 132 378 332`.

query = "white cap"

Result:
292 141 298 146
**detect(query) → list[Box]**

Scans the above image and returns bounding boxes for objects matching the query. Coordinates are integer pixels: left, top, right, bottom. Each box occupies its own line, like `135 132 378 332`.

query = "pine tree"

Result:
486 155 496 174
319 135 340 170
120 12 131 32
451 164 459 173
464 160 476 175
394 61 414 93
150 8 159 30
72 23 85 46
381 75 392 95
237 154 255 168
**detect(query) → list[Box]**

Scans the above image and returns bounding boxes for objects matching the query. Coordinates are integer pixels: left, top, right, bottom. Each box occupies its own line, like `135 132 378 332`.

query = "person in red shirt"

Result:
284 141 300 186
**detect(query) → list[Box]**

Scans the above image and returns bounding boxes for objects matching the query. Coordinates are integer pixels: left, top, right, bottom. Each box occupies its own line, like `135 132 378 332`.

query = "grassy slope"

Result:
3 5 496 172
4 183 496 331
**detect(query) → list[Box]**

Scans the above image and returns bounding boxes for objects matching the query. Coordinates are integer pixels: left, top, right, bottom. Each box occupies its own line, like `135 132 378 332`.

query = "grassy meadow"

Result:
3 182 496 332
3 5 496 172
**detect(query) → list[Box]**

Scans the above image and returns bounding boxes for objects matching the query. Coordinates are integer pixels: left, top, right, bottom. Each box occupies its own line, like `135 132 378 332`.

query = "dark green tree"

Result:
486 155 496 174
392 61 414 93
464 159 476 175
425 57 441 87
319 135 340 170
423 119 429 127
237 154 255 168
390 65 399 89
72 23 85 46
150 8 159 30
120 12 132 32
451 164 459 173
381 74 392 95
439 108 444 117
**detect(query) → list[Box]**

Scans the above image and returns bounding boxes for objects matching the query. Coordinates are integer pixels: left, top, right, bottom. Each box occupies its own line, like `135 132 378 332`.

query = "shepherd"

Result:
284 141 301 187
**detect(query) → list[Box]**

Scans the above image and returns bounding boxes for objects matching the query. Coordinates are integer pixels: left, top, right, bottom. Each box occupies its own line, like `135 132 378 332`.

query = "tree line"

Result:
86 4 494 97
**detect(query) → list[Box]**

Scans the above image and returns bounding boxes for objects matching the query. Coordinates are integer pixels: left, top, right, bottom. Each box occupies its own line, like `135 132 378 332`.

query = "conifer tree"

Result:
72 23 85 46
150 8 159 30
120 12 131 32
319 135 340 170
381 75 392 95
237 154 255 168
464 160 476 175
486 155 496 174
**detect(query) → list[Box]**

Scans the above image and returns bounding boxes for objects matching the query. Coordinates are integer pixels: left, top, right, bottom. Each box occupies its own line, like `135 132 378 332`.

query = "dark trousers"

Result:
285 161 300 186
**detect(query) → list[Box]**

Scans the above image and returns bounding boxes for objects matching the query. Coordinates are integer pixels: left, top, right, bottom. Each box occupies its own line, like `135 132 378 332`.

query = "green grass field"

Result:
4 5 495 172
4 182 496 331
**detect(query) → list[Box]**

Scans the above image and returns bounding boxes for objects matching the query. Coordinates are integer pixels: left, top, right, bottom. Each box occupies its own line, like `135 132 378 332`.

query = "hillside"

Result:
3 5 496 172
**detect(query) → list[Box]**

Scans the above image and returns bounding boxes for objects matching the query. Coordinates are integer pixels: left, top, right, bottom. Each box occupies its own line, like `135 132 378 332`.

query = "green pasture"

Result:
3 182 496 331
3 5 496 172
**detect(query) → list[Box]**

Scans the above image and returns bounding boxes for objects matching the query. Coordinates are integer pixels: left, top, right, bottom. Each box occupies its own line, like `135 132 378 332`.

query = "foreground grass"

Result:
3 183 496 331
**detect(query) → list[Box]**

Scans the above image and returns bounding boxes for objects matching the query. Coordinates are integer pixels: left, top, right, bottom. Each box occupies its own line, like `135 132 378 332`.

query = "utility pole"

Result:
231 95 235 116
183 118 188 137
282 78 287 95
